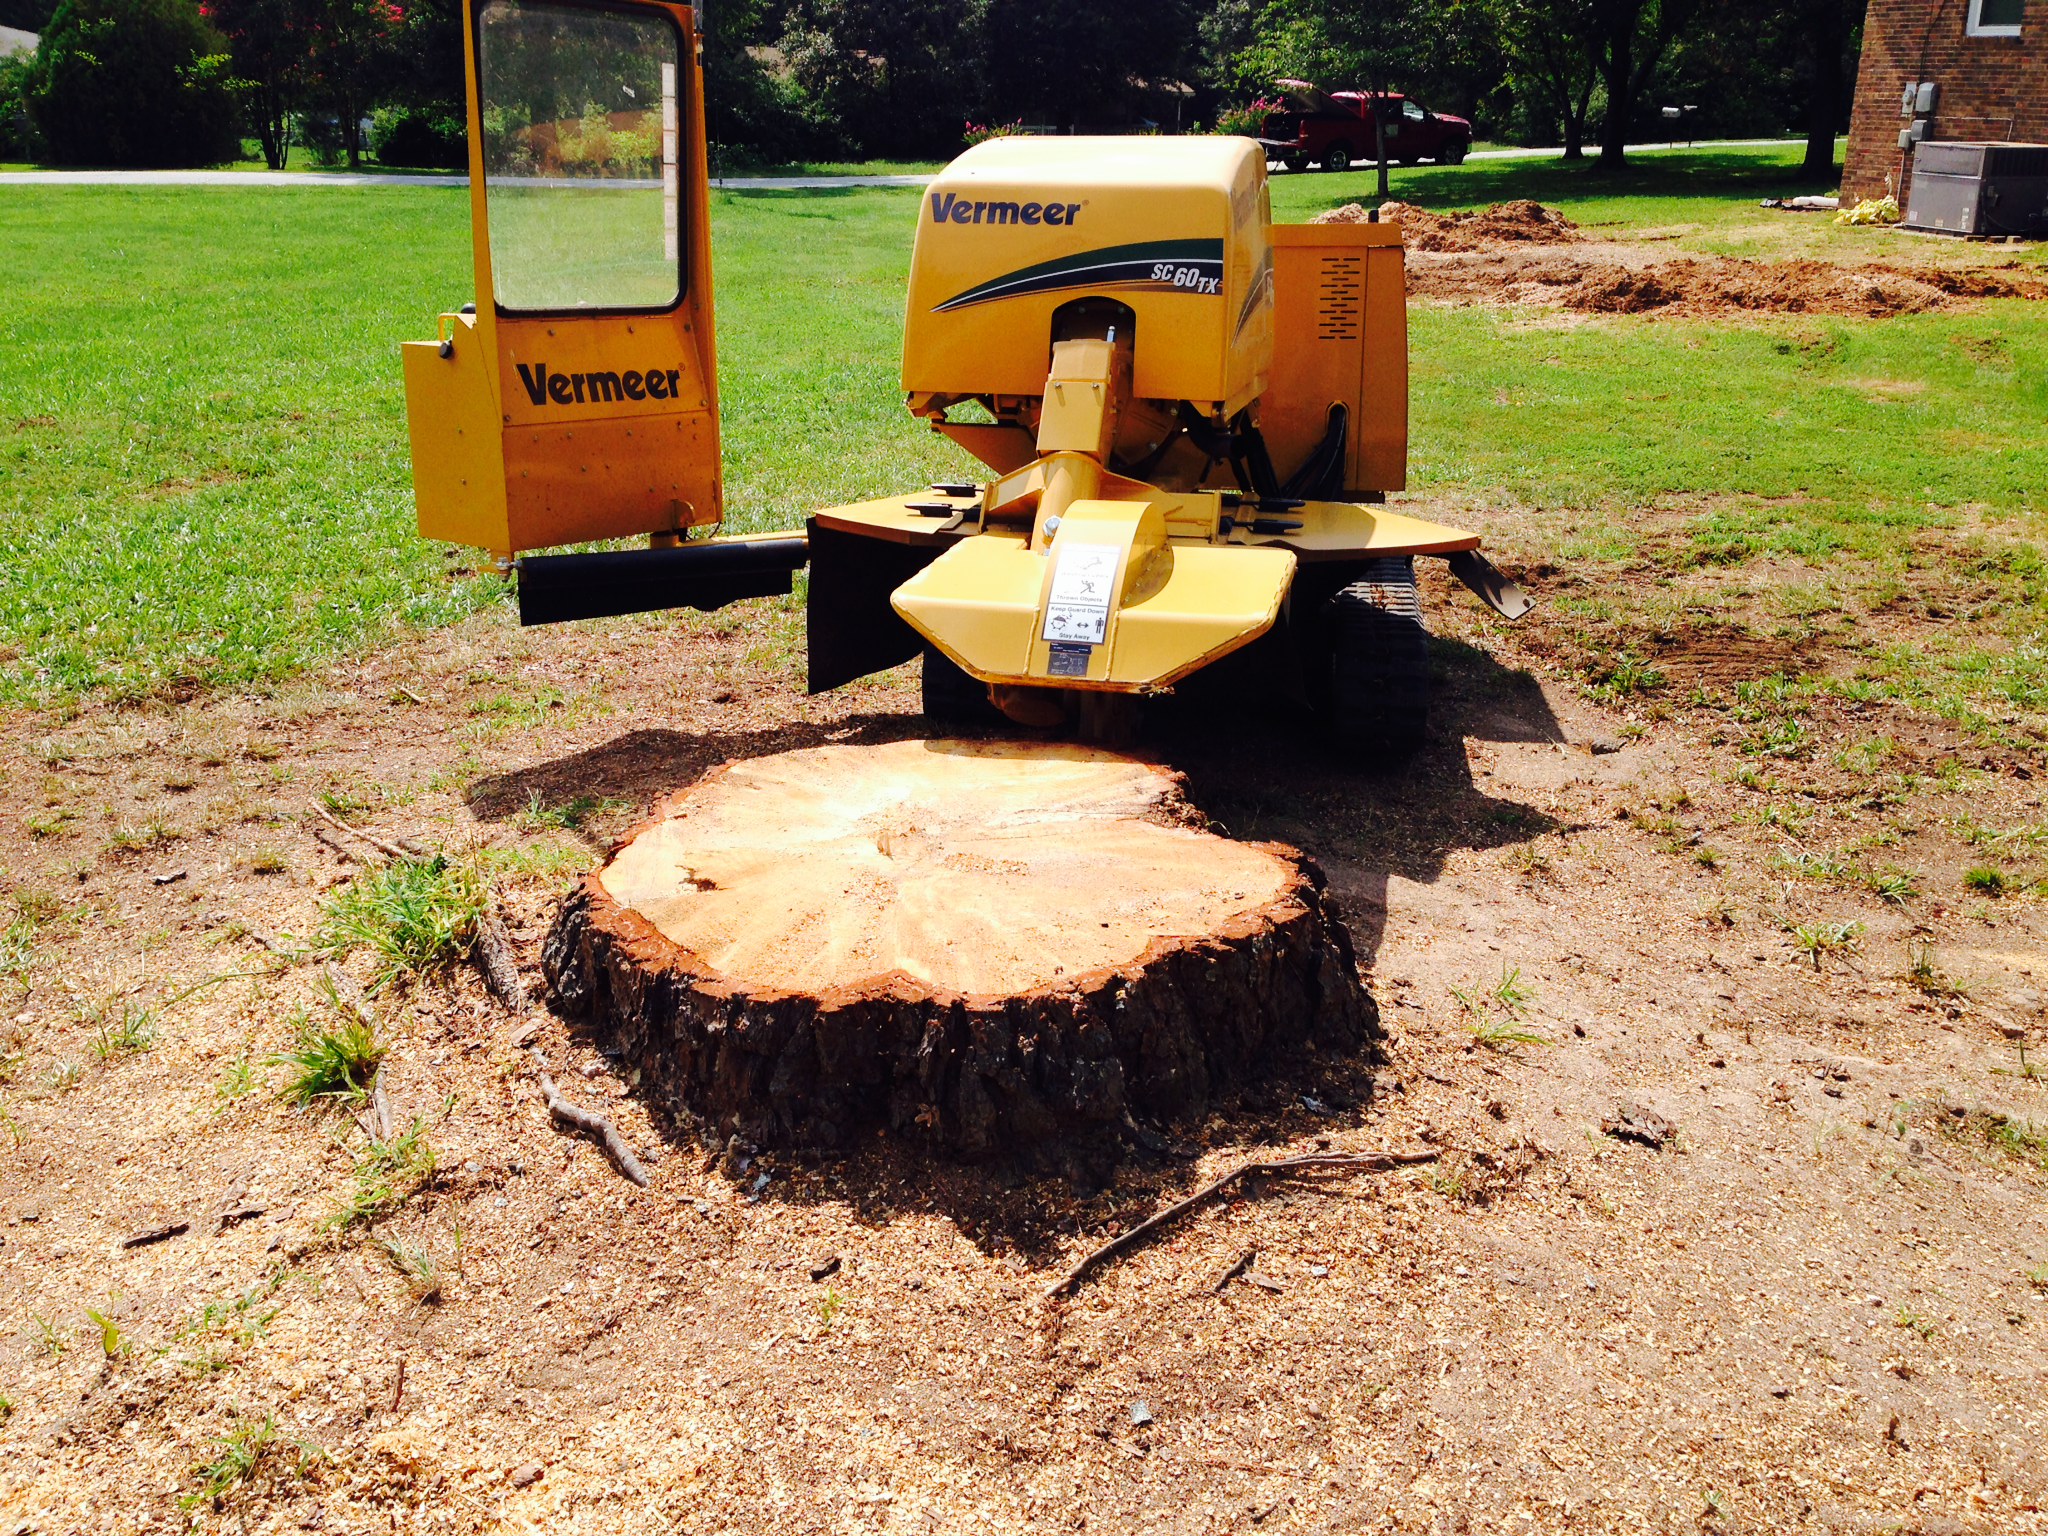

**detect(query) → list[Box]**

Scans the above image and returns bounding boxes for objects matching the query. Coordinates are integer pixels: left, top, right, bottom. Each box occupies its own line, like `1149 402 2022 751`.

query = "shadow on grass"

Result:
1284 146 1843 217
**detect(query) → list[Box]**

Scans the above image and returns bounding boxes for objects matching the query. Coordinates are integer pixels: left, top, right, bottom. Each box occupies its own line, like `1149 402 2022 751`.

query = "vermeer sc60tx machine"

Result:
403 0 1532 753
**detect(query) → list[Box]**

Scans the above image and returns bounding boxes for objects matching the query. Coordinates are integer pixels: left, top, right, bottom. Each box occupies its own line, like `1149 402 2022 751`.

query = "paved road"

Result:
0 140 1806 190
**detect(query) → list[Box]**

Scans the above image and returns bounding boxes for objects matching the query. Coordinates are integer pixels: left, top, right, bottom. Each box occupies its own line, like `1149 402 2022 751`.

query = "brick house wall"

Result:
1841 0 2047 203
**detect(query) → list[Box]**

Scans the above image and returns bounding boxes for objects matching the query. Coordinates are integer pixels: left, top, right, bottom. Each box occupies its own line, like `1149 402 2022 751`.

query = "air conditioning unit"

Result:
1904 141 2048 237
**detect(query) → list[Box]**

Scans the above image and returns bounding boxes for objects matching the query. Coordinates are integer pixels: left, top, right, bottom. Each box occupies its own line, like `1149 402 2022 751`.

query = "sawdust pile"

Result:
1312 198 1582 252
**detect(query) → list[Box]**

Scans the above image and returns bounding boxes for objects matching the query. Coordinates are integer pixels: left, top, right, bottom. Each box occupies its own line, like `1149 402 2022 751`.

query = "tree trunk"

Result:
1597 23 1634 168
543 741 1377 1157
1803 0 1853 179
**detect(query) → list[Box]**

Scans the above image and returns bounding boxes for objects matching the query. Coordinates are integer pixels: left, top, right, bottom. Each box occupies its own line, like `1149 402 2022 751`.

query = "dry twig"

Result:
539 1073 649 1187
310 801 420 861
1046 1148 1438 1299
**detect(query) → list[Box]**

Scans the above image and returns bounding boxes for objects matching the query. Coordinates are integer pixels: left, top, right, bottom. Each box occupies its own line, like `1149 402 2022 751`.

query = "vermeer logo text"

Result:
515 363 684 408
928 192 1080 227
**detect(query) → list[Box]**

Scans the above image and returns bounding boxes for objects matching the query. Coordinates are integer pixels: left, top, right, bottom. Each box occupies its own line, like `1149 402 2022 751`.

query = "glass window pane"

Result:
478 0 681 312
1403 101 1425 121
1977 0 2024 26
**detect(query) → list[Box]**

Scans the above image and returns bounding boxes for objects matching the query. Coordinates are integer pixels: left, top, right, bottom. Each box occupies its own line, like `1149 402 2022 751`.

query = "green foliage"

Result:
323 1118 436 1229
1964 866 2007 897
83 1306 127 1359
367 102 465 168
181 1414 276 1508
87 1000 156 1061
24 0 240 167
314 855 485 986
268 1006 382 1107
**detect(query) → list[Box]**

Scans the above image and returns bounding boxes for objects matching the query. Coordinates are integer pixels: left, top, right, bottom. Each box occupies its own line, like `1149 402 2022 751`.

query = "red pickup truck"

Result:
1255 80 1472 173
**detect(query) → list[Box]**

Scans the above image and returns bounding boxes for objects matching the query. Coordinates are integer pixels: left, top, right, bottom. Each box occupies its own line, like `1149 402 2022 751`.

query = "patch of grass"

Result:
31 1314 65 1357
175 1269 290 1371
1862 867 1918 905
180 1414 277 1509
1963 866 2008 897
516 790 627 834
215 1051 257 1107
1469 1018 1553 1053
1893 1306 1938 1340
1903 941 1966 999
816 1288 843 1331
314 855 485 986
104 818 180 855
323 1119 437 1230
269 1007 382 1108
2027 1263 2048 1291
0 917 34 989
87 1001 156 1061
377 1237 444 1303
1788 919 1864 970
1585 649 1666 703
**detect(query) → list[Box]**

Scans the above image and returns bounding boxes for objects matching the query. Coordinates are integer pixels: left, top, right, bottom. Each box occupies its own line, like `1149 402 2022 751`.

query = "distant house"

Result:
1841 0 2046 203
0 25 37 57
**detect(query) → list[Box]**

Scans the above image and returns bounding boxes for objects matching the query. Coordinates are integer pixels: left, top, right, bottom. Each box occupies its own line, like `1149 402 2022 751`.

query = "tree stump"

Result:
543 739 1375 1155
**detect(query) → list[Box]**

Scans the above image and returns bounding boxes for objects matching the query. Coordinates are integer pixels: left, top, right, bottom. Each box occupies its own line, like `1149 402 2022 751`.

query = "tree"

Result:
1793 0 1862 177
207 0 309 169
1217 0 1436 198
982 0 1200 134
1586 0 1704 168
304 0 401 169
1484 0 1600 158
779 0 988 158
25 0 239 166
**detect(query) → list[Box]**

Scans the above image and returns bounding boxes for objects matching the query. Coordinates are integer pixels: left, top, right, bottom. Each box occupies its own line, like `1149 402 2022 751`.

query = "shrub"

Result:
25 0 238 167
0 51 38 160
962 118 1024 148
1212 96 1280 139
368 101 465 169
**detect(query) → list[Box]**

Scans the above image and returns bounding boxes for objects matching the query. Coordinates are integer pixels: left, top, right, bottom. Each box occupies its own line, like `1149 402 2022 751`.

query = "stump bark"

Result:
543 739 1375 1154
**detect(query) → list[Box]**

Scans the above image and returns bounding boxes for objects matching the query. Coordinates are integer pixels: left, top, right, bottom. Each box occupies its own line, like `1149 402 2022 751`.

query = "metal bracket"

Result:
1445 549 1536 622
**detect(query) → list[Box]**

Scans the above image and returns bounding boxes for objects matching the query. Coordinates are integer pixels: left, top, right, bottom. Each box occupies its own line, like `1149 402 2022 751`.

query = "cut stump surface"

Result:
544 740 1375 1153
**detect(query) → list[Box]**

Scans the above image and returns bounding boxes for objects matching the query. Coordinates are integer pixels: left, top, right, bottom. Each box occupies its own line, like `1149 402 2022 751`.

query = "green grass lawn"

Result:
1 141 2044 734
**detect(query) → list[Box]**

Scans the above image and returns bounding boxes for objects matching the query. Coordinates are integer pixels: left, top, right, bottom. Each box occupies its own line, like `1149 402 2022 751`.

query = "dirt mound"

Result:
1404 247 2048 319
1313 198 1582 252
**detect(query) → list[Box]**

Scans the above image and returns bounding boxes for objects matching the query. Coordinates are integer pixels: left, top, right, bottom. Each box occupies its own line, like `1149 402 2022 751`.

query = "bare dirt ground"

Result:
3 526 2047 1534
1315 199 2048 317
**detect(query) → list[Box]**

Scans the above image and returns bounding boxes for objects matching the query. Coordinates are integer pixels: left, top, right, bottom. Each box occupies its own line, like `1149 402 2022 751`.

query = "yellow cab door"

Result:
402 0 721 562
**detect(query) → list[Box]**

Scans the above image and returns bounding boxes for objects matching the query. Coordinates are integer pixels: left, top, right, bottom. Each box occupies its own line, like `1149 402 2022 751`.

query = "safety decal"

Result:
1042 542 1120 646
934 240 1225 313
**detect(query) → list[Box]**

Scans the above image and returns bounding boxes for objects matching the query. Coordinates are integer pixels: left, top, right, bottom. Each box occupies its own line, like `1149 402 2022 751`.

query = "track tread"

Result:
1328 556 1430 762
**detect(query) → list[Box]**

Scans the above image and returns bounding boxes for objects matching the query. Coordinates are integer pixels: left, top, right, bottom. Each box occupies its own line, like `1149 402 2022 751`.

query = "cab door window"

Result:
476 0 683 313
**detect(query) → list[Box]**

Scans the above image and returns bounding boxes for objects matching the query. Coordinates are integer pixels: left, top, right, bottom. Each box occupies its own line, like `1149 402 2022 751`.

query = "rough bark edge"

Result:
542 846 1376 1157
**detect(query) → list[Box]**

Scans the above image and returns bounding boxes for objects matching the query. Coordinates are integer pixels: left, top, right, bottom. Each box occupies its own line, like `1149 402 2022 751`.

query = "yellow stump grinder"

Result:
402 0 1532 755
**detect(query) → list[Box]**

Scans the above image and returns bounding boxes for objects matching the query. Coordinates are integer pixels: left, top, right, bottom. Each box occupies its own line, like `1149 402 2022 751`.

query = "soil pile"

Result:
1402 248 2048 319
1313 198 1584 252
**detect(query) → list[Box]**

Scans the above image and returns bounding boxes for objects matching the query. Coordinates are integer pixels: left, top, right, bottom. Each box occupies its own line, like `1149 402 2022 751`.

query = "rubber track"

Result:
1329 556 1430 760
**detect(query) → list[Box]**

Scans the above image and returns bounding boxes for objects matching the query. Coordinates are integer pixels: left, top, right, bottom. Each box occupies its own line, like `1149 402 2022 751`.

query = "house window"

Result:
1968 0 2024 37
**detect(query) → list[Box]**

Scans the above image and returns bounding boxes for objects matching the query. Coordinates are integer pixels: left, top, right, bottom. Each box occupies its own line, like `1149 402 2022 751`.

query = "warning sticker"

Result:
1042 542 1119 645
1046 642 1093 677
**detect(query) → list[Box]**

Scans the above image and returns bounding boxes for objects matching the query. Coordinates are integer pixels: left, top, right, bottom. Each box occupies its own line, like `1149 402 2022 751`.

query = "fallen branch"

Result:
369 1080 395 1144
121 1221 189 1250
472 900 527 1013
310 802 421 862
539 1073 648 1187
1046 1148 1438 1299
